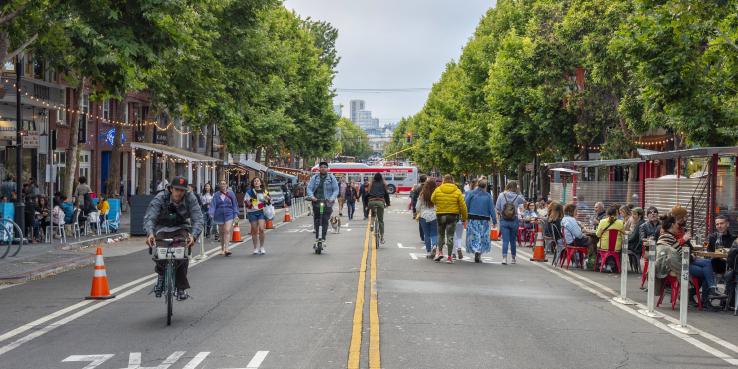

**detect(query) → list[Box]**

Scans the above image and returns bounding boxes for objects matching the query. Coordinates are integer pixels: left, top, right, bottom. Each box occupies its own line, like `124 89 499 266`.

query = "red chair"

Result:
657 275 702 310
560 228 588 270
597 229 621 273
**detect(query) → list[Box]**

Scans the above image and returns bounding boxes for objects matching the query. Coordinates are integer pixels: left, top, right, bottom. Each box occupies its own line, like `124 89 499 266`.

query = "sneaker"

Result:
154 275 164 298
426 252 432 259
253 249 259 255
380 236 385 244
511 255 517 264
176 289 189 301
446 255 454 264
259 247 265 255
434 253 445 262
457 249 463 260
430 246 437 259
502 255 508 265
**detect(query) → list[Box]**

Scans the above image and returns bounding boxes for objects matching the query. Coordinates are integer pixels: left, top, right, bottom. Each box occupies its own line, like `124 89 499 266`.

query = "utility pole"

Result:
15 57 26 237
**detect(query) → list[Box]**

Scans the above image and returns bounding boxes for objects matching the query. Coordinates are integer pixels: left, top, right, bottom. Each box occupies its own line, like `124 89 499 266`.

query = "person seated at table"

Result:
656 214 726 308
620 205 633 232
627 207 646 256
596 205 625 252
62 196 75 225
537 200 548 218
590 201 606 227
545 202 564 246
97 195 110 223
709 215 735 252
562 204 592 248
639 206 661 245
521 202 539 230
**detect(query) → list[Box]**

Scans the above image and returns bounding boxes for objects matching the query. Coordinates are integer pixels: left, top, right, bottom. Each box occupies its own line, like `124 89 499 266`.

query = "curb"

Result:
0 253 94 284
57 233 131 251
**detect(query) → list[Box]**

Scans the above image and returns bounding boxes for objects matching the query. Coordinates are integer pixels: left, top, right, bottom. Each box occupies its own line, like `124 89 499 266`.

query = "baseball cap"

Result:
170 176 188 190
319 161 329 168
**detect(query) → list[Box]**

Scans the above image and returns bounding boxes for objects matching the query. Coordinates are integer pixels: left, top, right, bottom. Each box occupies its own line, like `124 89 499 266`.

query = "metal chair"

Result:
71 209 82 239
86 211 101 236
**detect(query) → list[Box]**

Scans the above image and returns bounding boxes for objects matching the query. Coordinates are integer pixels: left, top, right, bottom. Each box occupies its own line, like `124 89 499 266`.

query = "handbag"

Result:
263 204 275 220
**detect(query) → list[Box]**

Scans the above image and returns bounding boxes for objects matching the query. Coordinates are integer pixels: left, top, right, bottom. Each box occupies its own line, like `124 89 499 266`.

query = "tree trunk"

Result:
63 77 86 197
254 146 262 163
0 31 8 71
106 100 124 197
626 164 637 206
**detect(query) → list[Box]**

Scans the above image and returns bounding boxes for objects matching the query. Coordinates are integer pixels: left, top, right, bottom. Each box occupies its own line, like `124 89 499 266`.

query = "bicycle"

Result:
313 201 325 254
0 219 25 259
369 205 383 249
149 238 191 326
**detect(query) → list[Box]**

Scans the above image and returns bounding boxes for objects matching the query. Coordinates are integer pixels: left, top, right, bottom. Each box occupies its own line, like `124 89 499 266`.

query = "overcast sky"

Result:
283 0 495 126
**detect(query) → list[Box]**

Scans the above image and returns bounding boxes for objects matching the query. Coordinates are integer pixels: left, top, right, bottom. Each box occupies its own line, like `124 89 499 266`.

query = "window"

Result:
56 108 65 125
103 100 110 120
79 151 91 181
54 151 67 165
82 94 89 113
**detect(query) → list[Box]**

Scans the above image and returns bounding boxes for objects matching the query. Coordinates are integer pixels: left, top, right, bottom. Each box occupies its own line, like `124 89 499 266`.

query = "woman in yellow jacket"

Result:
596 205 625 258
431 174 468 263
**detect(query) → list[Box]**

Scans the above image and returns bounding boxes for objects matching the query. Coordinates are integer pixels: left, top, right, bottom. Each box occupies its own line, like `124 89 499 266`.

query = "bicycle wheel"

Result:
165 262 174 326
374 218 380 249
0 228 10 259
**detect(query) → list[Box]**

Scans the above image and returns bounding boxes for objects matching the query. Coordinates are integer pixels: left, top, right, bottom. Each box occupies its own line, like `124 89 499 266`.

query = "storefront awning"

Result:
130 142 219 163
639 146 738 160
239 159 268 173
268 169 297 181
546 158 643 169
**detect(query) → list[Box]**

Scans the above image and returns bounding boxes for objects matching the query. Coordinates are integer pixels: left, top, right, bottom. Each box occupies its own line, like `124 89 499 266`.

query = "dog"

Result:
330 215 341 234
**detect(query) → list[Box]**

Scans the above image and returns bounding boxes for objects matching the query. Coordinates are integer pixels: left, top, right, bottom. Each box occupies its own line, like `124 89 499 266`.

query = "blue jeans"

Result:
690 258 717 289
419 218 438 253
500 219 519 257
347 201 356 220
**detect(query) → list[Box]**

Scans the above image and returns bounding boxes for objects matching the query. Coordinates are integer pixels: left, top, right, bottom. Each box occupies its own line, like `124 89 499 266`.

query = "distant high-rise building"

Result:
333 103 343 117
350 100 365 123
356 110 380 130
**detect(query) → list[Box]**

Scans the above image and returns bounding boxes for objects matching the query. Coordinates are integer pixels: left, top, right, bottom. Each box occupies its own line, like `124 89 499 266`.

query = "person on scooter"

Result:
307 161 339 245
144 176 204 300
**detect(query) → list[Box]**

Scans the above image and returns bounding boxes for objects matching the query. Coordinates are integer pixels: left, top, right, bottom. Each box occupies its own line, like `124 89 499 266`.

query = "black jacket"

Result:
367 181 390 206
708 232 736 252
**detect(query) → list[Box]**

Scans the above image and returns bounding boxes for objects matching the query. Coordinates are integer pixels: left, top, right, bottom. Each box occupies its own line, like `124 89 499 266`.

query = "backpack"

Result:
501 193 519 221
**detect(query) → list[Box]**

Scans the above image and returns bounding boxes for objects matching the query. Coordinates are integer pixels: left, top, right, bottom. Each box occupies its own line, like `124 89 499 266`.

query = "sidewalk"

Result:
0 205 303 285
0 214 131 284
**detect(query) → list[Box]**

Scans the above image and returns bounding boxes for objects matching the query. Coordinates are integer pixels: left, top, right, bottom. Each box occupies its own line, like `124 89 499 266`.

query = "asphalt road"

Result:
0 196 737 368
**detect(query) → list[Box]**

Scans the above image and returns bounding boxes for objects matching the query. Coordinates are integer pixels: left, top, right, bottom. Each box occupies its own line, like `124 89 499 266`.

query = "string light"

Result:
2 78 191 135
634 137 675 146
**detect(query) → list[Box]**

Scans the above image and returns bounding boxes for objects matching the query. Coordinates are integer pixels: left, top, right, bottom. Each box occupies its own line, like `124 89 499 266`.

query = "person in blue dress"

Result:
464 179 497 263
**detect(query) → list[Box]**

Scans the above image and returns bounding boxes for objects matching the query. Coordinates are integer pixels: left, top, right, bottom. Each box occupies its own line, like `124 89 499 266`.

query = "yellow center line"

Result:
347 217 371 369
369 230 381 369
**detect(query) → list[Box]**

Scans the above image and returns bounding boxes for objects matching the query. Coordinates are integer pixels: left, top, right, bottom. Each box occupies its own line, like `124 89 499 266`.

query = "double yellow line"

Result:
348 218 381 369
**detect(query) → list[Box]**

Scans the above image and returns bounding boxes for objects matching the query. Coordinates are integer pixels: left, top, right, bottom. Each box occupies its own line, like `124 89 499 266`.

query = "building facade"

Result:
349 99 365 123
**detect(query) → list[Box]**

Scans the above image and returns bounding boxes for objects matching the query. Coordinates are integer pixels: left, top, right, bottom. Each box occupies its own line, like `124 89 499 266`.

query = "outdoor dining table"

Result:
694 250 729 259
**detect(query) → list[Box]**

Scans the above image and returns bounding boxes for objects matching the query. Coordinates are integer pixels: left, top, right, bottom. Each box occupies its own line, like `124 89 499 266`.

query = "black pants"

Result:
362 200 369 219
312 203 333 240
153 230 190 290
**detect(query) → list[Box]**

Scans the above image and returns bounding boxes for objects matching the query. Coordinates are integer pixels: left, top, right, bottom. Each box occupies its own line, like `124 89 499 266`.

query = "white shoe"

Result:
253 249 259 255
511 255 516 264
259 247 265 255
502 255 508 265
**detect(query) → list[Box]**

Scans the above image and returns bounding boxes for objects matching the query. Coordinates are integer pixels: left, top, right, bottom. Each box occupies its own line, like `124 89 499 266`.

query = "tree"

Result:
336 118 371 159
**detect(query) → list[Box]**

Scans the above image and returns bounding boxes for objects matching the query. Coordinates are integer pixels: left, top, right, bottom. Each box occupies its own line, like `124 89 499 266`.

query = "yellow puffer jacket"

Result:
431 183 468 221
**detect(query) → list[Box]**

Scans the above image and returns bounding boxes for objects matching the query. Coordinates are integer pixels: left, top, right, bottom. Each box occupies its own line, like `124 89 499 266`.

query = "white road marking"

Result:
0 222 296 357
246 350 269 368
408 252 498 264
61 354 114 369
124 351 185 369
181 352 211 369
506 246 738 366
409 253 418 260
396 242 415 249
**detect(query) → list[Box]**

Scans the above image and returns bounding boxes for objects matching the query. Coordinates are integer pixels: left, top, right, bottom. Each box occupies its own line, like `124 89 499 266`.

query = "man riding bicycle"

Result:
307 161 339 244
144 176 204 301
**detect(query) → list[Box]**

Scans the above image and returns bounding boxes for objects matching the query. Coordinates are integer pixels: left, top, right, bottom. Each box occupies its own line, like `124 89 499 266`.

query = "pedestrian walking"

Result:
74 176 91 206
201 183 214 239
410 174 427 242
337 177 347 217
345 179 359 220
464 179 497 263
209 179 239 256
495 181 525 265
415 177 438 258
431 174 468 264
360 178 370 220
244 177 270 255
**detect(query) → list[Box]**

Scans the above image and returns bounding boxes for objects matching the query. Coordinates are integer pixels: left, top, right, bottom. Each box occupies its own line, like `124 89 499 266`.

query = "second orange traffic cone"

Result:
265 219 274 229
232 223 242 242
530 224 547 262
283 206 292 222
86 247 115 300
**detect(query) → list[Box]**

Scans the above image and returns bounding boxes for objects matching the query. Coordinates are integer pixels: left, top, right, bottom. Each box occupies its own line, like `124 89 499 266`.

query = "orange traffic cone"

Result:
86 247 115 300
232 223 242 242
284 206 292 222
265 219 274 229
530 224 548 262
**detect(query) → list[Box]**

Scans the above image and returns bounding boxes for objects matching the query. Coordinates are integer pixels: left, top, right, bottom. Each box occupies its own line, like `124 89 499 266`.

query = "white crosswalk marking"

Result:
61 354 114 369
123 351 185 369
181 352 210 369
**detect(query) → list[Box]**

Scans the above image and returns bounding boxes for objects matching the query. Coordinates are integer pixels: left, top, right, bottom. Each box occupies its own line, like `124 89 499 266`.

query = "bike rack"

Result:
0 219 26 259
